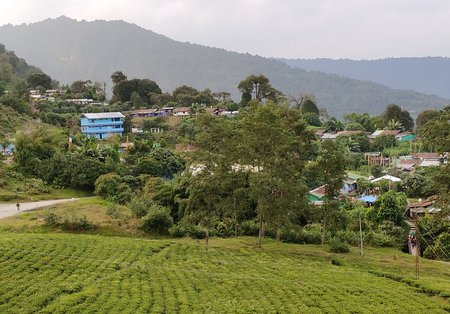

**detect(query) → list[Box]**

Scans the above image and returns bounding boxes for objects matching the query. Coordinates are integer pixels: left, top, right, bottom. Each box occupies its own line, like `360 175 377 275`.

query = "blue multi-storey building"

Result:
80 112 125 139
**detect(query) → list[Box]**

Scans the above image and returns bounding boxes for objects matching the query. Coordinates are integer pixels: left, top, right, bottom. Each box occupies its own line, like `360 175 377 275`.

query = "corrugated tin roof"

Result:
82 112 125 119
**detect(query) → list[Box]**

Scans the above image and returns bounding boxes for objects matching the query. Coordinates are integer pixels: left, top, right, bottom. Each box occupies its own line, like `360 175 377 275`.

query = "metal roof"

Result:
82 112 125 119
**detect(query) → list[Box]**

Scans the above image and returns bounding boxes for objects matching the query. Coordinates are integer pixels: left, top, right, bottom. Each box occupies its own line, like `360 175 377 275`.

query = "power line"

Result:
418 223 450 262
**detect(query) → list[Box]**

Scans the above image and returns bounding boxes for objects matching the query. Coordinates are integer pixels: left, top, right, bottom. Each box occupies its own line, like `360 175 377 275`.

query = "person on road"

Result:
16 203 20 211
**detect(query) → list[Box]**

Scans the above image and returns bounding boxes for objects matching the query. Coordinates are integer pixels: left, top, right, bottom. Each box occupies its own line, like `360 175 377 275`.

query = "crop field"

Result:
0 233 449 313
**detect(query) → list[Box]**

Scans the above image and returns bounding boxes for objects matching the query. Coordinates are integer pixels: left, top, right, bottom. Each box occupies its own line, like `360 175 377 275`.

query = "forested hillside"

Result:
0 17 448 116
0 44 51 133
281 57 450 99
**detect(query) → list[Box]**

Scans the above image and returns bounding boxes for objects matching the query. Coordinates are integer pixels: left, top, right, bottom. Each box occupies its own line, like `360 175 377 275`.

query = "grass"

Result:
0 233 449 313
0 197 141 236
0 187 91 203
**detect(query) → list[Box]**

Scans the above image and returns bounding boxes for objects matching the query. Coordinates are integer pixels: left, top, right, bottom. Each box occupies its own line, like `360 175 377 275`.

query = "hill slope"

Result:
0 233 449 312
281 57 450 99
0 17 448 116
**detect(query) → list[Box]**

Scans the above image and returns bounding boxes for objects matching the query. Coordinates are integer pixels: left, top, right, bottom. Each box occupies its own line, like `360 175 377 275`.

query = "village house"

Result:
395 132 416 142
365 152 392 166
369 129 401 139
125 109 158 118
80 112 125 139
407 196 441 219
308 185 327 205
173 107 191 116
341 173 369 194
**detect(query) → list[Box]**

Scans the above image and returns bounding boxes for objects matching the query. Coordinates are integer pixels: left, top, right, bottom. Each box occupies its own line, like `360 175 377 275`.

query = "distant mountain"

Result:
0 17 448 116
280 57 450 99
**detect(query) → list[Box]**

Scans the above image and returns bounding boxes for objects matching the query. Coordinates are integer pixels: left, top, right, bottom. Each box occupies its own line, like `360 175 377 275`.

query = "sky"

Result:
1 0 450 59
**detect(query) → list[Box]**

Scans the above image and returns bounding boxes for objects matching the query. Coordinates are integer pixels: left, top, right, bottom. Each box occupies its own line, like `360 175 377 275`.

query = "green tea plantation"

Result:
0 233 449 313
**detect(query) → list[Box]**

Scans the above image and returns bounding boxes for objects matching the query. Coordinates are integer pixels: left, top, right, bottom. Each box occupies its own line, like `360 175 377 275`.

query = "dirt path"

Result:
0 199 80 220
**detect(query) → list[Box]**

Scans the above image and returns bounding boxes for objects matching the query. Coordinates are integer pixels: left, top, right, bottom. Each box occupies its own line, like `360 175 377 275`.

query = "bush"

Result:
365 231 397 247
169 224 187 238
186 224 206 239
328 239 350 253
44 212 61 226
61 215 95 231
129 197 152 218
106 204 121 219
139 204 173 234
44 212 95 231
334 230 360 246
240 220 259 236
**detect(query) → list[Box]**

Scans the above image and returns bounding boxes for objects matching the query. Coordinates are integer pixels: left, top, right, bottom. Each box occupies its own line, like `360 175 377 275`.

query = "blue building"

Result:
80 112 125 139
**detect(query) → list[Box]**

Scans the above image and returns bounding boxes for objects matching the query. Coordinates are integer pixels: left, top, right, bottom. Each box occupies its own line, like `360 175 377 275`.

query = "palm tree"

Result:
387 119 402 130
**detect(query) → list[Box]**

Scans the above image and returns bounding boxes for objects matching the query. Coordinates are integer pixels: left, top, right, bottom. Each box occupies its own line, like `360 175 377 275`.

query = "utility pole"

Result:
359 212 364 257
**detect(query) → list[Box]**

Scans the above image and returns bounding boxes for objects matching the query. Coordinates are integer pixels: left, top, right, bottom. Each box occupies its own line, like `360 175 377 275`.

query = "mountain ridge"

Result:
0 16 448 116
280 57 450 99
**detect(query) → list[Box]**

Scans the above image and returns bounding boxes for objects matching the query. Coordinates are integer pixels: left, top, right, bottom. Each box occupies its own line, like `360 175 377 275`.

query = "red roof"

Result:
309 185 327 198
336 130 366 136
411 153 440 159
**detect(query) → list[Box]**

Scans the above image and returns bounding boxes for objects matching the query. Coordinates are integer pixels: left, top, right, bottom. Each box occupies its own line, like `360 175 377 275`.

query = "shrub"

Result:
106 204 121 219
186 224 206 239
129 197 152 218
169 224 187 238
44 212 61 226
328 238 350 253
334 230 360 246
214 221 234 238
139 204 173 234
61 215 95 231
240 220 259 236
365 231 396 247
44 212 95 231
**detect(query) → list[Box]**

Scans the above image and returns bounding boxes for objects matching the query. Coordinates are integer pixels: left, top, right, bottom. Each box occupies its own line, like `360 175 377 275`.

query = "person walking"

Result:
16 203 20 211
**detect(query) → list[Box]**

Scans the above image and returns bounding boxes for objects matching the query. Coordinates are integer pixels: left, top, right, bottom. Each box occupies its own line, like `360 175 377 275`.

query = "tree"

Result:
301 98 319 115
303 112 321 127
432 163 450 209
112 78 162 104
368 191 407 226
186 114 236 244
236 103 313 247
383 104 414 131
416 109 440 129
27 72 52 89
419 110 450 152
237 75 283 105
400 174 427 198
317 140 346 244
372 135 396 151
344 113 377 132
336 134 370 153
111 71 127 84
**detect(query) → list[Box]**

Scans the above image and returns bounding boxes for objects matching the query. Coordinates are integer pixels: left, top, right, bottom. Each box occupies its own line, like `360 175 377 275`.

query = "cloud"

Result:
1 0 449 59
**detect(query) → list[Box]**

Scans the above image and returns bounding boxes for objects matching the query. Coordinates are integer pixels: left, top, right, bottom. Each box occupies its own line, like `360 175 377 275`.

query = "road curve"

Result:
0 199 80 220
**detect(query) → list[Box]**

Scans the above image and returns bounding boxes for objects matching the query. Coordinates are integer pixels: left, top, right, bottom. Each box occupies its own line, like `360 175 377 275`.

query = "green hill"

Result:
0 17 448 116
0 105 30 134
0 232 448 313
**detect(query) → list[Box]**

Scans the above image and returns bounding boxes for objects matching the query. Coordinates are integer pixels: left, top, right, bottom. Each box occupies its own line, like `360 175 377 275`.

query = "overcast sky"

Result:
1 0 450 59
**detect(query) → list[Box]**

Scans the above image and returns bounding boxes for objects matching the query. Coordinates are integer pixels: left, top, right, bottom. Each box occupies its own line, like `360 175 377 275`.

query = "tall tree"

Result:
237 75 283 106
26 72 52 89
187 114 235 245
317 140 346 244
383 104 414 131
236 103 313 247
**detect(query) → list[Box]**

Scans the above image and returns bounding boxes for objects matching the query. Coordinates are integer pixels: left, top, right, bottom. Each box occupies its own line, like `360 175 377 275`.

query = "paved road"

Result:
0 199 79 220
